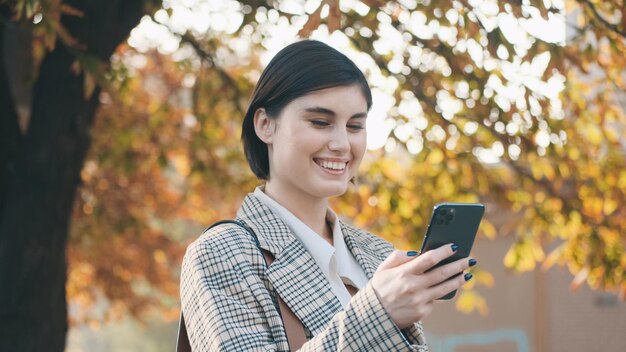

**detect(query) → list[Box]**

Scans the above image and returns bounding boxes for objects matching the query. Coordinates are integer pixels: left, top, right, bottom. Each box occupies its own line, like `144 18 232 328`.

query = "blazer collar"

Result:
340 223 390 279
235 193 388 335
236 193 342 335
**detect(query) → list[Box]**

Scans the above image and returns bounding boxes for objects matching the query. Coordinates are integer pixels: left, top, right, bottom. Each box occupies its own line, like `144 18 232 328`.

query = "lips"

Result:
314 158 349 171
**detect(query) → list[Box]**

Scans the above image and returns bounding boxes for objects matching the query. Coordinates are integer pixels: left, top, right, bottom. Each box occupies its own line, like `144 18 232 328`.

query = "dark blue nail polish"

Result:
464 273 473 281
451 243 459 252
469 258 477 267
407 250 418 257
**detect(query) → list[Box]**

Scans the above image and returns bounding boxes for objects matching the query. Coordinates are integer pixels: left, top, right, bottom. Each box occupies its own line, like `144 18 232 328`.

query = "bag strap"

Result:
176 313 191 352
177 220 307 351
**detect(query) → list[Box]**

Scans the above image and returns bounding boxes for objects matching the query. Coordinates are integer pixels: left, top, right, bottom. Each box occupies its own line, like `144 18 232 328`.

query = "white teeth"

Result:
319 161 346 170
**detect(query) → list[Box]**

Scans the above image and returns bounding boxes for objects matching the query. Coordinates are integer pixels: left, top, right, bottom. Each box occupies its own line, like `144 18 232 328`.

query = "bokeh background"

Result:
1 0 625 351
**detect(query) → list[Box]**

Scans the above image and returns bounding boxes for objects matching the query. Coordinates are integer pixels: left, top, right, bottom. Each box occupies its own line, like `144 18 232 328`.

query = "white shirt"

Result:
253 187 369 308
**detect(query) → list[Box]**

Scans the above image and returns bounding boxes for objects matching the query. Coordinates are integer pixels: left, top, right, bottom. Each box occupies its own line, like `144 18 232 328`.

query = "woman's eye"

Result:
311 120 330 127
347 124 365 130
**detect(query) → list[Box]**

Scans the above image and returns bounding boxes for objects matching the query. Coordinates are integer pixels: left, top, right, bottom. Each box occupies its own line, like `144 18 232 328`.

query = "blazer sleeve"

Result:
299 281 429 351
181 231 428 351
180 232 283 351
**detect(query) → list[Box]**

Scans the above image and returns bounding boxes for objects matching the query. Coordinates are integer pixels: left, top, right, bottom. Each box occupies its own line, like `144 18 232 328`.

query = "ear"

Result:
253 108 275 144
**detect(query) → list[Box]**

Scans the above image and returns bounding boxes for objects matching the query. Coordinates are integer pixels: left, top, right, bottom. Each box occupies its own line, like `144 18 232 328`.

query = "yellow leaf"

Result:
426 149 444 165
380 159 404 182
567 147 580 160
603 198 618 215
169 152 191 177
586 123 603 146
456 290 489 315
534 191 546 203
479 220 496 239
504 239 544 271
530 162 543 179
558 163 570 178
475 270 495 287
153 249 167 264
582 196 603 219
397 199 413 218
378 190 391 212
619 171 626 188
436 173 455 197
84 72 96 100
606 128 619 142
598 227 619 246
542 162 555 181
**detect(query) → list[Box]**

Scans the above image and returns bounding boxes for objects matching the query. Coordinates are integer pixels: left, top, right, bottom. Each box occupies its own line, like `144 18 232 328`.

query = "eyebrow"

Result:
304 106 368 119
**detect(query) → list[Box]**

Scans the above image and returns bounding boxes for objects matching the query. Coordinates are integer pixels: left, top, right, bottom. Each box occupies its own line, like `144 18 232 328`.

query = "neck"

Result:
263 182 333 243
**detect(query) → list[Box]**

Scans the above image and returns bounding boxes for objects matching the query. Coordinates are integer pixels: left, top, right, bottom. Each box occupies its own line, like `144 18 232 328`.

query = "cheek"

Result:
291 129 328 151
273 135 312 164
351 134 367 158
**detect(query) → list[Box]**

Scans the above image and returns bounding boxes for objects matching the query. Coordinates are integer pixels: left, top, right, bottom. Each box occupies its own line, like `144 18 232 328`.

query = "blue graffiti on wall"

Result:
427 328 529 352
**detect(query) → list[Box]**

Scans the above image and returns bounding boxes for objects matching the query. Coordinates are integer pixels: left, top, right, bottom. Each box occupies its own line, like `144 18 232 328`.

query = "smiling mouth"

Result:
314 159 348 171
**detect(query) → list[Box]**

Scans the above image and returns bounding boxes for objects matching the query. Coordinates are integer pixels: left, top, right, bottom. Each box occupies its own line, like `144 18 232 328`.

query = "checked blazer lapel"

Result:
236 194 344 336
341 222 393 279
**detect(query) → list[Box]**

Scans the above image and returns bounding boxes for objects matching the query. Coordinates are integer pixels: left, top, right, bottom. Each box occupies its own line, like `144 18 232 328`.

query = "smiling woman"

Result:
253 84 368 220
179 40 476 351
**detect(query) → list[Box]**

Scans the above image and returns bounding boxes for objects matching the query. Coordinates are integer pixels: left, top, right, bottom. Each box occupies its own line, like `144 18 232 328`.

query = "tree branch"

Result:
179 33 246 114
580 0 626 38
148 14 246 117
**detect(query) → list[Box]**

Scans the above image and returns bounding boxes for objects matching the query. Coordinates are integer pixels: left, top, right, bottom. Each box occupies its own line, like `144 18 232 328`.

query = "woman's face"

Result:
259 84 368 201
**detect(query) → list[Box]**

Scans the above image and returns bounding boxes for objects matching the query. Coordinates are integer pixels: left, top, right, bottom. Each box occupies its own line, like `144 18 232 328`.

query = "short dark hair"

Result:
241 40 372 180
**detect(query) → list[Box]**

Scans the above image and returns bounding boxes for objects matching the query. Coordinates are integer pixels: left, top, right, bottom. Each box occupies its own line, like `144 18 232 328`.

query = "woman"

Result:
180 40 476 351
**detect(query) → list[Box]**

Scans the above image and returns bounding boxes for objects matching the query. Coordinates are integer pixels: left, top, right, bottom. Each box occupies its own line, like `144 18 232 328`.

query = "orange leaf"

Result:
360 0 386 7
60 4 84 17
327 0 341 32
298 5 323 37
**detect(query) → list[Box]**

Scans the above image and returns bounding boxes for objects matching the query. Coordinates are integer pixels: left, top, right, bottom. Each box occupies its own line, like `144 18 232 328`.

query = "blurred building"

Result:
423 233 626 352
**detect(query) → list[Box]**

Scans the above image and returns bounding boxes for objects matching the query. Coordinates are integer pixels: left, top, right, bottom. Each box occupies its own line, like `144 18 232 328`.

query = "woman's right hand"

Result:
370 245 475 329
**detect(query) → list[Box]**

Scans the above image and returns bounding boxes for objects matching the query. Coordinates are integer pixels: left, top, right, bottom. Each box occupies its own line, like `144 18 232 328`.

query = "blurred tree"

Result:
0 0 150 350
67 47 257 324
321 0 625 310
1 0 625 350
321 0 626 301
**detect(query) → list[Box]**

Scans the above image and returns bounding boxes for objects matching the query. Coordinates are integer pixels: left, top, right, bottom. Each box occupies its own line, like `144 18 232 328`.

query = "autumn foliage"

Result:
3 0 625 330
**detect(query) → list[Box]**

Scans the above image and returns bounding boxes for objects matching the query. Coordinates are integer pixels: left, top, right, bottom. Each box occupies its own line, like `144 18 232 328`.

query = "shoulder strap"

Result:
176 314 191 352
177 220 307 351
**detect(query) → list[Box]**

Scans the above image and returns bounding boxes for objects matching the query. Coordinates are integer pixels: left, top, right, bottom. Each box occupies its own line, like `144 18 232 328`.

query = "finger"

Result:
376 249 421 272
425 269 472 301
405 243 458 274
424 257 476 286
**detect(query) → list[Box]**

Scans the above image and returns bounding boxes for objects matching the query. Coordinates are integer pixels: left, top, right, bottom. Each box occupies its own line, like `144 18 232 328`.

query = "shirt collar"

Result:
253 187 335 278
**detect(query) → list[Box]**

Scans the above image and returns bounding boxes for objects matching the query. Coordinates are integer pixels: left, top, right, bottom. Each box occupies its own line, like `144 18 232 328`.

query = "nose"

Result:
328 126 350 153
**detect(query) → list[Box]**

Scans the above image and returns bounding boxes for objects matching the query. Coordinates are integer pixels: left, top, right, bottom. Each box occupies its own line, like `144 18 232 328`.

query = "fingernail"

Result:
464 273 473 281
451 243 459 252
469 258 477 267
407 250 418 257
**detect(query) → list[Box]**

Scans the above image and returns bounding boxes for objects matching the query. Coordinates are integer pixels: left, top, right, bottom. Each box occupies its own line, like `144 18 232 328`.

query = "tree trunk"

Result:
0 5 22 224
0 1 145 350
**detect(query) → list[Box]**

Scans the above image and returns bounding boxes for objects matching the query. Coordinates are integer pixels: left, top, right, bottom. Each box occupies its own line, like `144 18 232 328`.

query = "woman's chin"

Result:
315 182 350 198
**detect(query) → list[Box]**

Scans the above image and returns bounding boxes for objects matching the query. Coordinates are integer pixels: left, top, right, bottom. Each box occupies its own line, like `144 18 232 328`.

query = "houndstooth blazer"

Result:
180 193 429 351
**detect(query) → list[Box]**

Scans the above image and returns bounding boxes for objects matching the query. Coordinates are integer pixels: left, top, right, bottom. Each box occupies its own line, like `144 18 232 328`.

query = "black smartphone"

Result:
419 202 485 300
